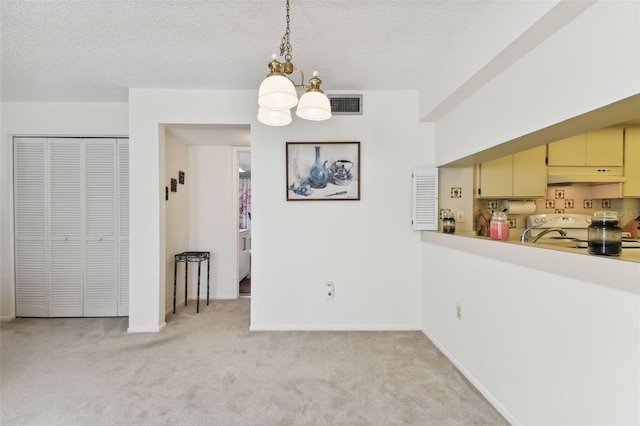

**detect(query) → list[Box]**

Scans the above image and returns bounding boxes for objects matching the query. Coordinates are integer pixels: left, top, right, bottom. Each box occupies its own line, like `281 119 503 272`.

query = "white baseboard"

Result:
127 322 166 333
421 328 519 426
249 324 422 331
165 295 238 317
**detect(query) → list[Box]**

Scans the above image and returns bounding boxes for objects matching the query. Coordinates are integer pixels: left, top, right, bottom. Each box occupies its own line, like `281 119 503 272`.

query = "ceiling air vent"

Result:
328 95 363 115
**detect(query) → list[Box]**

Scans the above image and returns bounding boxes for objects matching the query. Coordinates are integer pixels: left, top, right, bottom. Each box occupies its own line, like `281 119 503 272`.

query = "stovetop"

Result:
526 213 591 229
526 213 640 248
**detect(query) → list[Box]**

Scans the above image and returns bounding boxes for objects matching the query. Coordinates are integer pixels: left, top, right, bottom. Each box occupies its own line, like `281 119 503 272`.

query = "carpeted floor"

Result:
0 299 507 425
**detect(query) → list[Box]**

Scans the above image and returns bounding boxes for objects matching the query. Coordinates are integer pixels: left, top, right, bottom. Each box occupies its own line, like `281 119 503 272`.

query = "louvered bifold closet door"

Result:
117 139 129 316
14 138 48 317
84 139 118 316
48 138 83 316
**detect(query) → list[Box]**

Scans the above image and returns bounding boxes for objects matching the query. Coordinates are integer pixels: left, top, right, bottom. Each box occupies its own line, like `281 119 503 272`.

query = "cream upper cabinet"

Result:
586 128 623 166
623 128 640 197
548 129 623 166
478 155 512 198
547 134 586 166
513 146 547 197
478 145 546 198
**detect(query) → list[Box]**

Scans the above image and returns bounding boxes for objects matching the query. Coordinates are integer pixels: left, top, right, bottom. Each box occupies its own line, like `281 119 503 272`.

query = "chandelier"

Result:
257 0 331 126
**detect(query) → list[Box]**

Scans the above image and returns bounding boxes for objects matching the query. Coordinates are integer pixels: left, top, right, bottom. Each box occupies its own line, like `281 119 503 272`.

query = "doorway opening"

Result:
162 124 250 316
238 149 251 297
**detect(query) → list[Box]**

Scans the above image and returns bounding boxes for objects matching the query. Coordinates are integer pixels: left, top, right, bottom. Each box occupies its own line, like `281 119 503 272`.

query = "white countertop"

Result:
451 230 640 263
421 231 640 295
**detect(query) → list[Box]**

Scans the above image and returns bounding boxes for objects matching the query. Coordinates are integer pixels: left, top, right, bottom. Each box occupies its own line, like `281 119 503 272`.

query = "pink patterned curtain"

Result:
239 178 251 230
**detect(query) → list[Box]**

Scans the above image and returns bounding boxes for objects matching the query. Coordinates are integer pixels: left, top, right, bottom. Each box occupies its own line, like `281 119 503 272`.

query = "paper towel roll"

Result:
501 200 536 215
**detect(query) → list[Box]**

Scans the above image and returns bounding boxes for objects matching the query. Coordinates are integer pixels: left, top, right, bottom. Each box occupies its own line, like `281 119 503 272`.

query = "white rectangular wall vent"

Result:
412 168 438 231
327 95 363 115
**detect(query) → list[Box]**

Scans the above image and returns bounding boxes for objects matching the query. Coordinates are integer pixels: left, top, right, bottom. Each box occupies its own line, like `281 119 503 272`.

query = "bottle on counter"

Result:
588 211 622 256
490 211 509 241
442 211 456 234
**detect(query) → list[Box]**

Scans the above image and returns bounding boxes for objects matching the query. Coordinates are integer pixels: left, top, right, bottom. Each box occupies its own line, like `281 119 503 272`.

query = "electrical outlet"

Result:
508 219 517 228
487 200 498 210
456 303 462 320
602 199 612 208
325 282 334 299
456 210 465 223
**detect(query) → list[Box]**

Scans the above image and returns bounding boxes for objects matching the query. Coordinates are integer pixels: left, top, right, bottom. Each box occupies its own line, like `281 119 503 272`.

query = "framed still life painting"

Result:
286 141 360 201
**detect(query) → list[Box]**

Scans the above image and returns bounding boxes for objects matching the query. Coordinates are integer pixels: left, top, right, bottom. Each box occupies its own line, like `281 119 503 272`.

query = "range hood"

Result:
547 166 626 185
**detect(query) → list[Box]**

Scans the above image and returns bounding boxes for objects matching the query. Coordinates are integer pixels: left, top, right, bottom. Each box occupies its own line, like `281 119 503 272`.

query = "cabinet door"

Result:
84 140 118 316
623 128 640 197
586 128 623 166
547 134 586 166
48 138 83 317
14 138 48 317
239 232 250 280
513 145 547 197
118 139 129 316
478 155 512 198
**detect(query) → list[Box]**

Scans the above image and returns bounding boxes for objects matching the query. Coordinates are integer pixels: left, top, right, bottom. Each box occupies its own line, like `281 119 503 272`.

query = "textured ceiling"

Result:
0 0 558 107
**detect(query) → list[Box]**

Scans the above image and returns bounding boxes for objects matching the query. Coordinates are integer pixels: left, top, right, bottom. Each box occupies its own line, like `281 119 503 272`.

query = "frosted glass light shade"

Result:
296 91 332 121
258 75 298 109
258 106 292 126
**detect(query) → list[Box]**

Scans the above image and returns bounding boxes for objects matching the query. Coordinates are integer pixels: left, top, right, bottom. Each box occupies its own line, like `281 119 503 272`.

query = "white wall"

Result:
189 145 237 300
250 92 433 330
0 102 128 319
128 89 434 331
435 0 640 166
424 2 640 424
421 240 639 425
128 89 256 331
164 133 189 313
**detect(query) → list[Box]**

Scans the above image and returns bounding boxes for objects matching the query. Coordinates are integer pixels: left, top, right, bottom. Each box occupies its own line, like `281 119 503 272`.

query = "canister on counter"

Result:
442 211 456 234
588 211 622 256
490 211 509 241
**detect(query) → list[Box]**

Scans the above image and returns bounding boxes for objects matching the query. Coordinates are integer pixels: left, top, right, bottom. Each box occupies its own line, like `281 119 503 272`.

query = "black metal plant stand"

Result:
173 251 211 314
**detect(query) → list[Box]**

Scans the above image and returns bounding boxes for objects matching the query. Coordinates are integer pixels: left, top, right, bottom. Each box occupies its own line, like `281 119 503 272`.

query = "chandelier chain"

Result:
280 0 292 62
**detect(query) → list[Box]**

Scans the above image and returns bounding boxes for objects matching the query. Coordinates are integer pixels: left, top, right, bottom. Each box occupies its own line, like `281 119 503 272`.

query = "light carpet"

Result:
1 299 507 425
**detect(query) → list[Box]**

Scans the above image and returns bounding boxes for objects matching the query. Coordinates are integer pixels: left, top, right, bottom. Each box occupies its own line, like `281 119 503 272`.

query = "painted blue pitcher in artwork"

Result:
308 146 330 188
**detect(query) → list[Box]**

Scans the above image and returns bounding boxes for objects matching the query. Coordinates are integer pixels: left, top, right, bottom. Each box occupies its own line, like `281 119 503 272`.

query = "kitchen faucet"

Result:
519 226 567 243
